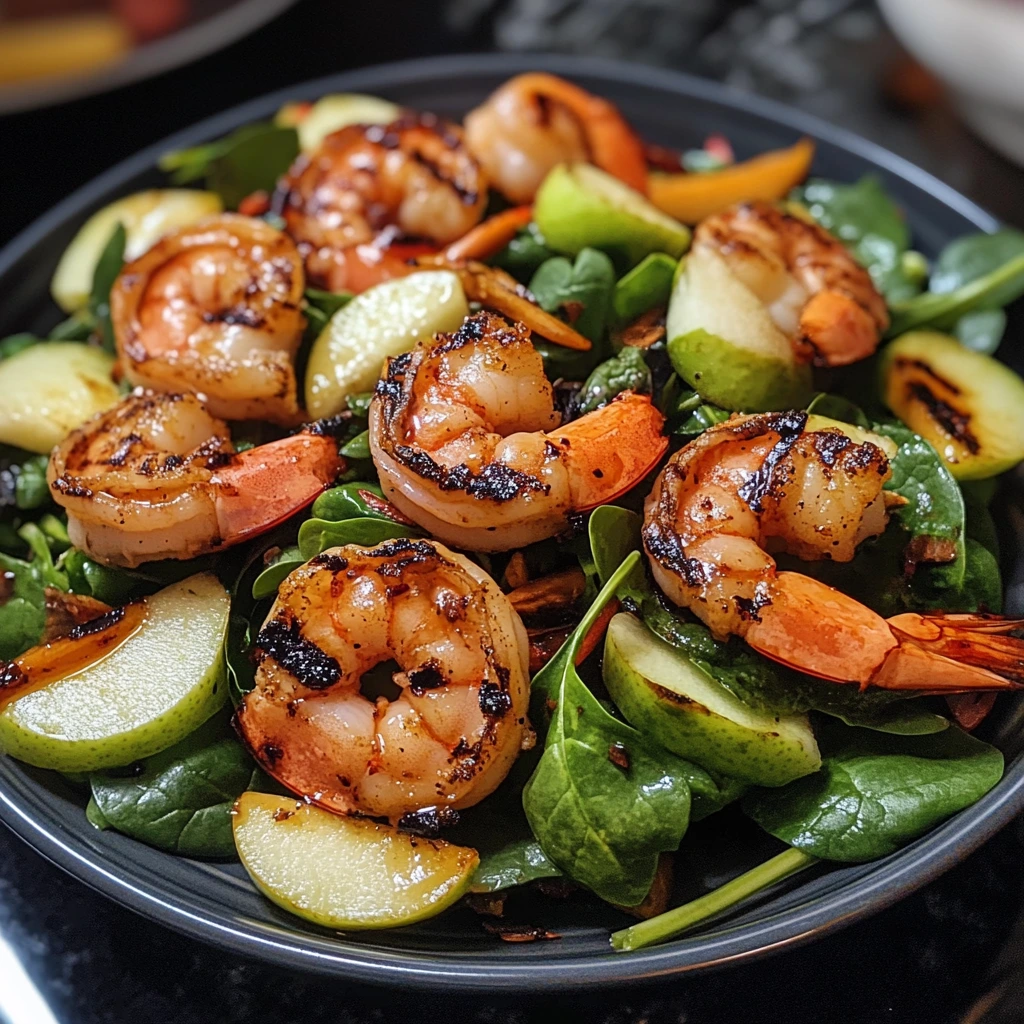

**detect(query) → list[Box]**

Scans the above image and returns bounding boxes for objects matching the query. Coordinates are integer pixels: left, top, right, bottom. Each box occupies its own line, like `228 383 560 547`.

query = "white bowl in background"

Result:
879 0 1024 165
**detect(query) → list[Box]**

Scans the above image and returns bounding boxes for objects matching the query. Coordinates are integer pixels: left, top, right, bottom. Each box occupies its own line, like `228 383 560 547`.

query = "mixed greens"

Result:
1 77 1023 952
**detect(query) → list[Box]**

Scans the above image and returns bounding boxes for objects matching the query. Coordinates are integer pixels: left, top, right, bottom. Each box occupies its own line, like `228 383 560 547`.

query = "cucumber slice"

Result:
233 792 479 929
51 189 222 312
278 93 401 154
666 245 813 411
304 271 469 418
880 331 1024 479
0 574 229 772
603 613 821 787
534 163 691 268
0 342 119 453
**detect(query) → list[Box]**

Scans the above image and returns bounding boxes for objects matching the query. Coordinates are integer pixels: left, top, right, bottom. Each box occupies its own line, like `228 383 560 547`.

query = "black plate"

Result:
1 53 1022 992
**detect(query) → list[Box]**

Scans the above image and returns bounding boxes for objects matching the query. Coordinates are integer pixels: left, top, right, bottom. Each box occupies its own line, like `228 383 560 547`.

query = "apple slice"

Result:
51 189 222 312
603 613 820 787
0 573 229 772
233 792 479 929
304 270 469 418
534 163 691 267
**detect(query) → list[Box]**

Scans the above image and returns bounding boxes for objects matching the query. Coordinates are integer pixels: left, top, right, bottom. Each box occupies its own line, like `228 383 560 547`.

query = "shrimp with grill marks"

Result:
235 538 530 822
48 390 343 567
643 412 1024 692
369 310 668 553
695 201 889 367
111 214 306 424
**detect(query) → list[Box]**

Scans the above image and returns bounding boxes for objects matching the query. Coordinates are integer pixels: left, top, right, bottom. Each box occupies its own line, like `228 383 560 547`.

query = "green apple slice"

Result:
666 245 813 411
0 342 119 453
305 270 469 418
233 792 479 929
603 613 820 787
51 189 222 312
534 163 691 268
278 93 401 153
0 573 229 772
879 331 1024 479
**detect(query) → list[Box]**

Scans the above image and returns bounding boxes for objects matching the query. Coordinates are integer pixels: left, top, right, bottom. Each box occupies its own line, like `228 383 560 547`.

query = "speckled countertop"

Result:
3 2 1024 1021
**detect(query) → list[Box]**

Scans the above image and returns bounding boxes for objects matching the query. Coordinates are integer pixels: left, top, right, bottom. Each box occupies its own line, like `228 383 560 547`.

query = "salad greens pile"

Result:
1 89 1023 950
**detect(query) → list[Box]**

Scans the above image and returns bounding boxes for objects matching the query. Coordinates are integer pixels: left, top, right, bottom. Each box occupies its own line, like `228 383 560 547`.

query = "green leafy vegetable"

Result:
744 720 1004 862
0 550 48 660
469 839 563 893
296 517 417 560
523 552 694 906
89 716 260 858
340 429 371 460
793 176 919 302
887 252 1024 339
303 287 353 337
311 482 391 523
48 309 95 342
343 391 374 418
0 334 41 361
954 309 1006 355
528 248 616 344
490 222 555 283
575 347 651 415
60 549 147 606
806 392 869 427
251 545 303 600
874 422 965 590
612 253 677 325
160 123 300 209
89 223 126 353
674 401 730 438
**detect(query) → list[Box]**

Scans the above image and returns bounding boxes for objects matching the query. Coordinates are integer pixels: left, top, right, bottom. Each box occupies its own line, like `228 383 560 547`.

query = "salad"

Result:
1 72 1023 951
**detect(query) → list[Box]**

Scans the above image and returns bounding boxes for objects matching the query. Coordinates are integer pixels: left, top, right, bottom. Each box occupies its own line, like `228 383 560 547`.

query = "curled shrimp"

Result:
694 201 889 367
464 72 648 203
48 391 343 567
273 114 488 291
369 310 668 552
110 214 306 424
643 412 1024 692
234 538 530 821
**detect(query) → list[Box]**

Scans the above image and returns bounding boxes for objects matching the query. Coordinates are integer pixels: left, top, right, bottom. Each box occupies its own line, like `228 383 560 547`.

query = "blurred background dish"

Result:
878 0 1024 167
0 0 297 113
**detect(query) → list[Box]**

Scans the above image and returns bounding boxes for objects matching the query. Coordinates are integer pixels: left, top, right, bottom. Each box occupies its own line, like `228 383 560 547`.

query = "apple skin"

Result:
534 163 691 269
666 245 813 412
0 573 229 773
602 613 821 787
233 792 480 930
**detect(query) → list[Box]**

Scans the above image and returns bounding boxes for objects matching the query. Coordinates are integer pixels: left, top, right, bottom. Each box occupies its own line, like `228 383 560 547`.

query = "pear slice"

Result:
666 245 813 412
304 270 469 418
233 792 479 929
534 163 691 267
0 573 229 772
603 613 820 787
51 189 222 312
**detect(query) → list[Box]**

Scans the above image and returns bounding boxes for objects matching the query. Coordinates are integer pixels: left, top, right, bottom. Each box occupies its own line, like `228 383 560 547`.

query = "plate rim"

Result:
0 51 1017 991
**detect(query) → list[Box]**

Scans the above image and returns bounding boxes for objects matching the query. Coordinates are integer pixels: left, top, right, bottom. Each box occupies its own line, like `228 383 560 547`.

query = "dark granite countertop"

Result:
3 2 1024 1021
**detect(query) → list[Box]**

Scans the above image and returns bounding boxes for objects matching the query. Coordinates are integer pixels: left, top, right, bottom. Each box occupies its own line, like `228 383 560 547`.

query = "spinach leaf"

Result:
930 229 1024 307
89 716 259 858
489 222 555 283
340 430 371 460
251 545 303 601
0 334 41 360
89 223 126 354
312 481 391 522
659 382 730 438
469 839 563 893
1 449 51 514
687 767 748 822
528 248 616 344
612 253 677 326
674 402 730 438
297 516 417 560
48 309 96 342
793 176 919 302
887 252 1024 339
534 337 606 382
874 422 965 590
60 549 147 606
0 550 47 660
303 287 353 337
744 720 1003 862
160 123 300 209
805 392 869 427
523 552 694 906
954 308 1006 355
575 347 651 415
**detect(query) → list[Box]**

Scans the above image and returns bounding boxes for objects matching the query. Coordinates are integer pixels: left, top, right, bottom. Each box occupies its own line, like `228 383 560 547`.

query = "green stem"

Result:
610 848 817 952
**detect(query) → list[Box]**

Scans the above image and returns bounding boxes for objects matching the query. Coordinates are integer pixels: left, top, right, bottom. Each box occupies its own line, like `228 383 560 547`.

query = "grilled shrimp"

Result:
643 412 1024 692
111 214 306 424
695 202 889 367
48 391 343 567
369 311 668 552
463 72 648 203
235 538 530 821
273 114 488 291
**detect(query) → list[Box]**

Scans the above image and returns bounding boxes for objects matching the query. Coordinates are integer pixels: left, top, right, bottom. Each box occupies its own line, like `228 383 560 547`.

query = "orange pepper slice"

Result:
647 138 815 224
